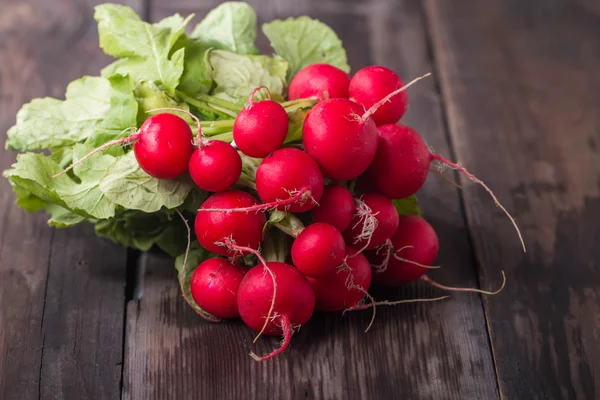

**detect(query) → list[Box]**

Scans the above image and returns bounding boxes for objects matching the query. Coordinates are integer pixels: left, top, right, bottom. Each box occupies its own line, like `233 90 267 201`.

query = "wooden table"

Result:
1 0 599 399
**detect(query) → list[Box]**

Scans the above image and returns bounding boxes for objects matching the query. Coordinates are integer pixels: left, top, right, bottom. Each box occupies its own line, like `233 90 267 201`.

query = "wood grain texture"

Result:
121 1 498 399
0 0 143 398
424 0 600 398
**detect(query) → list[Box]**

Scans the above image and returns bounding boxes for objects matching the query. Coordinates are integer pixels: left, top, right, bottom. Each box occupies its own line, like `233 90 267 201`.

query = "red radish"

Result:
368 123 525 251
311 184 355 232
133 113 195 179
300 73 429 182
53 112 194 179
349 66 408 126
344 193 399 251
370 215 439 286
195 190 265 257
288 64 351 101
302 98 378 180
233 86 289 158
190 258 246 318
255 148 324 212
307 247 372 312
189 140 242 192
291 222 345 278
237 261 315 361
367 124 430 199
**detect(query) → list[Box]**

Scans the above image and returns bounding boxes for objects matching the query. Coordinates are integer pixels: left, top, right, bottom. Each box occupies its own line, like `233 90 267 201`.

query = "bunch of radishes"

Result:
59 63 521 361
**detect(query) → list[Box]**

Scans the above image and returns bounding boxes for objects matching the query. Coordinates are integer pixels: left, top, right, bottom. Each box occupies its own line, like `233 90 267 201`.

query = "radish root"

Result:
339 260 377 333
422 270 507 295
249 315 292 361
350 197 379 254
348 295 451 310
372 242 441 273
372 240 394 273
52 132 138 178
430 154 526 252
175 210 220 322
361 73 432 123
198 187 314 214
430 167 463 189
219 238 277 342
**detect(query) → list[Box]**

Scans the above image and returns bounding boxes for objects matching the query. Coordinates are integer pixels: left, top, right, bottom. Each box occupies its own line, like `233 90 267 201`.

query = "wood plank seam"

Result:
418 1 503 398
37 229 55 400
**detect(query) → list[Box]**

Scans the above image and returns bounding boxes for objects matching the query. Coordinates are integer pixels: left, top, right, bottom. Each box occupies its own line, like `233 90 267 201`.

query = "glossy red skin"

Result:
302 98 378 180
189 141 242 192
237 262 315 335
190 258 246 318
288 64 351 100
307 247 372 312
311 184 355 232
291 223 345 278
255 148 324 212
368 124 431 199
343 193 399 250
233 100 288 158
371 215 439 286
349 65 408 126
195 190 265 257
133 113 194 179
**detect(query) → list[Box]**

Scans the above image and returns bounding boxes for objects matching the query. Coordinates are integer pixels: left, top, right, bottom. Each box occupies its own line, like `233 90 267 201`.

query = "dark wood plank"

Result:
424 0 600 398
0 0 143 398
122 1 498 399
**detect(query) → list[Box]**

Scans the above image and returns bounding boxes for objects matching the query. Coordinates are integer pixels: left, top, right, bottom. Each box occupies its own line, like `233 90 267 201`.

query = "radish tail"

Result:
199 187 315 214
250 315 292 361
431 153 526 252
422 271 507 295
52 134 138 178
175 210 220 322
219 238 277 343
361 73 431 123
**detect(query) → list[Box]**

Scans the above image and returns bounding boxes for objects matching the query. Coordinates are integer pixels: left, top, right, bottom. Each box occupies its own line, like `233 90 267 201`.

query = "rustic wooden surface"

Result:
0 0 598 399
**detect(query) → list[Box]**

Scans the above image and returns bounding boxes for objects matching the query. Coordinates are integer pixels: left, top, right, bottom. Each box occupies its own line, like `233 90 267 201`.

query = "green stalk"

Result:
281 98 317 111
195 94 244 113
177 92 234 119
200 120 234 128
206 131 233 142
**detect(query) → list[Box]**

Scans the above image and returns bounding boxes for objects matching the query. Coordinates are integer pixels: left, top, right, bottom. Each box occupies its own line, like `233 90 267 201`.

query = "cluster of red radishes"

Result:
61 64 521 361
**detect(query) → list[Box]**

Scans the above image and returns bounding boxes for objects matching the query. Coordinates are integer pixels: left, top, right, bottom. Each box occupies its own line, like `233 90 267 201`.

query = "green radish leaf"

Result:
175 36 213 96
285 107 311 143
6 76 135 152
209 50 288 101
96 4 192 94
191 2 259 55
181 188 208 213
11 184 85 228
174 243 220 321
4 152 117 219
133 81 194 126
11 185 47 213
99 152 194 213
393 196 421 216
95 210 166 251
46 204 86 228
262 16 350 79
59 144 119 219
